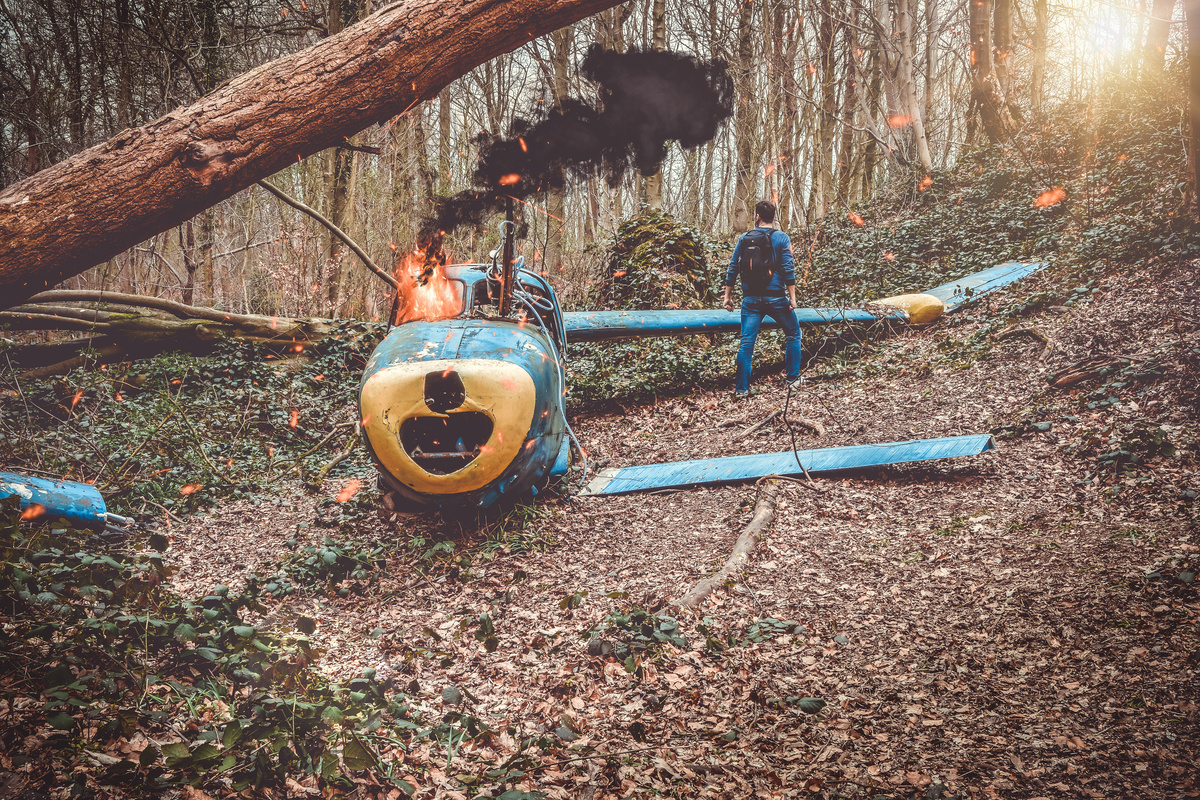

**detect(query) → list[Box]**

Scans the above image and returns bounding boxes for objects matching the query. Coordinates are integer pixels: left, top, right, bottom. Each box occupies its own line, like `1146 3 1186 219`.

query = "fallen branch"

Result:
307 428 361 488
996 324 1054 362
738 407 825 439
671 482 779 611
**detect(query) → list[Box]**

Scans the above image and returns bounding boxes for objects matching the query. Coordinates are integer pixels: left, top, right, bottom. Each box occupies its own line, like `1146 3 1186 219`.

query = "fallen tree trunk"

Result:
0 0 624 307
671 482 779 611
2 291 341 377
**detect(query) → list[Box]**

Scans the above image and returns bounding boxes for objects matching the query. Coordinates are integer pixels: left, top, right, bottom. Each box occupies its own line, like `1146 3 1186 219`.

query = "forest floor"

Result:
162 260 1200 799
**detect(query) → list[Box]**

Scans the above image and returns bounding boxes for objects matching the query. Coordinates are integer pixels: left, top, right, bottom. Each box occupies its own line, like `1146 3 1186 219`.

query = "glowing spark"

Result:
70 389 84 409
507 195 564 223
20 503 45 521
1117 154 1128 162
525 440 535 450
180 483 202 495
270 317 279 330
764 162 776 178
888 114 912 128
518 137 528 153
115 392 124 402
883 251 895 261
336 479 362 503
848 211 865 227
1033 187 1066 208
613 270 627 278
289 409 299 429
918 175 933 192
314 374 324 380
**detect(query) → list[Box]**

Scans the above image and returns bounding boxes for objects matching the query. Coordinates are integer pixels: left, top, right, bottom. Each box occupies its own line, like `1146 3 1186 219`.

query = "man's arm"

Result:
724 235 742 312
776 232 798 308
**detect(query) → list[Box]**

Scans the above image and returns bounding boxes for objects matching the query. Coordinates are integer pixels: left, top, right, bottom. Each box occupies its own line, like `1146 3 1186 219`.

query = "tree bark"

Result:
1030 0 1048 110
967 0 1012 142
993 0 1014 98
1144 0 1177 75
731 0 757 232
641 0 666 210
896 0 933 171
0 0 629 308
1186 0 1200 218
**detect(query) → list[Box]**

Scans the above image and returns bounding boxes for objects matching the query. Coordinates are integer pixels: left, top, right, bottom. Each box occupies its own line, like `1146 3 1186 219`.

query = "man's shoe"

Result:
734 390 750 400
785 376 804 391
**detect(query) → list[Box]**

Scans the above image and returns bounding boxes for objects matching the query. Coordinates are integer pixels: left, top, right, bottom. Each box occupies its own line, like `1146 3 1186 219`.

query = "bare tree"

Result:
0 0 629 307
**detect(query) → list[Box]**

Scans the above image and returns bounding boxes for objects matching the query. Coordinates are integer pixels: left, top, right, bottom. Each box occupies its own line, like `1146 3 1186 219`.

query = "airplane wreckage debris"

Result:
360 256 1044 509
0 471 132 531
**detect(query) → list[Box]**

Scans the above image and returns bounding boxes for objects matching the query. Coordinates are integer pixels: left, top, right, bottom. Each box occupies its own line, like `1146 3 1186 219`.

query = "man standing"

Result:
722 200 802 399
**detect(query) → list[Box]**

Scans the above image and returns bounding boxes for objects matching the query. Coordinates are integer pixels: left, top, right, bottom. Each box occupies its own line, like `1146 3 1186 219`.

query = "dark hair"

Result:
755 200 776 224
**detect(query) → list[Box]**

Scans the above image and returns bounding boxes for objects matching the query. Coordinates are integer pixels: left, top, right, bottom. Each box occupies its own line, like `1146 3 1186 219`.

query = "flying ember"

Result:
1033 187 1067 208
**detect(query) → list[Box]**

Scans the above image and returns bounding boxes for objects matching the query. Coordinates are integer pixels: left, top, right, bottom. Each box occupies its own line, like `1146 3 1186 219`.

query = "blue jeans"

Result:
736 296 802 393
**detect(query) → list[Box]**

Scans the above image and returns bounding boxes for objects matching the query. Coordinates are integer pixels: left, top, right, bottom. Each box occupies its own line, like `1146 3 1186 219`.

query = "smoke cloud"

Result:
418 46 734 246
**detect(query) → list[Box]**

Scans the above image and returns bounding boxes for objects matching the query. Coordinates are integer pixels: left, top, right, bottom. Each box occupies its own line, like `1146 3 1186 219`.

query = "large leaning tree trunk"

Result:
0 0 625 308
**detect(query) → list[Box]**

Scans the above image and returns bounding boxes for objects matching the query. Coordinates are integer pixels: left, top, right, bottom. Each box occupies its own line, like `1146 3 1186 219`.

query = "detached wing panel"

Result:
578 434 995 496
563 307 899 344
925 261 1046 311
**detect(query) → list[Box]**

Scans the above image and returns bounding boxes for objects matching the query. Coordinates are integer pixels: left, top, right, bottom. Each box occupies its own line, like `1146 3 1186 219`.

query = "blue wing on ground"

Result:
577 434 996 496
562 260 1046 342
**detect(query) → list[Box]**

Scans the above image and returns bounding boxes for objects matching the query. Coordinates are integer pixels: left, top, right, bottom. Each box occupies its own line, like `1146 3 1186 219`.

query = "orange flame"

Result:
20 503 46 521
918 175 933 192
499 173 521 186
848 211 865 227
180 483 202 495
1033 187 1066 208
336 479 362 503
392 243 464 324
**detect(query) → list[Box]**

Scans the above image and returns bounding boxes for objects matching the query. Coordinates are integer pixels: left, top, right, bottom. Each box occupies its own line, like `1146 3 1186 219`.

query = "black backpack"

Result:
738 228 776 292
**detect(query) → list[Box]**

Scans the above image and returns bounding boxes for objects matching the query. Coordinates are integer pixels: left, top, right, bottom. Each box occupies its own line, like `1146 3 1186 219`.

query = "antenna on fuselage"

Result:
498 197 516 317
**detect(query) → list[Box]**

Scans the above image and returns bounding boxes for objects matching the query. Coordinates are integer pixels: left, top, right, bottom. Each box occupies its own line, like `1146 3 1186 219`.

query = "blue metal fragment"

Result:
563 306 904 343
0 471 123 529
577 434 995 496
925 261 1046 311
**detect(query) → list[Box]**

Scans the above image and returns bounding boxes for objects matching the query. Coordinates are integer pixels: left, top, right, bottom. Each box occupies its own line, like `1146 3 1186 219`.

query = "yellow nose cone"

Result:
873 293 946 325
361 358 536 495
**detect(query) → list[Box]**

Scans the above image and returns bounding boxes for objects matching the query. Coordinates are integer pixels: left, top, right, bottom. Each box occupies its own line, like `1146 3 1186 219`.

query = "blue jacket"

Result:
725 226 797 297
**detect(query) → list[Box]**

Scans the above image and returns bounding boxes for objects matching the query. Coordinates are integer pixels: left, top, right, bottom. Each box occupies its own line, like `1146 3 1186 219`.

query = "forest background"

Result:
2 0 1191 322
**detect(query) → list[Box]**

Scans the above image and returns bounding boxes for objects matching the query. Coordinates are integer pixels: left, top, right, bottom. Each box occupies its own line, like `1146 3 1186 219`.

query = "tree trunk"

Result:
967 0 1012 142
1030 0 1048 110
993 0 1014 98
1186 0 1200 218
731 0 757 232
641 0 666 210
545 25 573 273
836 22 859 203
812 1 838 220
0 0 630 308
896 0 933 172
1144 0 1177 75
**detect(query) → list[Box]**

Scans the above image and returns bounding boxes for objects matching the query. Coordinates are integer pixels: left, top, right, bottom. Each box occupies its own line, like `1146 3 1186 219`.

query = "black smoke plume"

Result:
417 46 734 248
